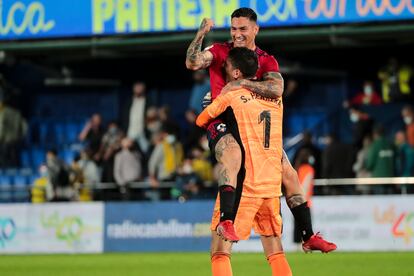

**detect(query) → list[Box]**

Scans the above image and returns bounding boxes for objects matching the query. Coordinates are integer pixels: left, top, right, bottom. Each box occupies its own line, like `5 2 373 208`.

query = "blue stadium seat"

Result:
20 150 31 168
31 148 45 169
4 168 18 176
19 168 33 176
66 122 79 144
62 149 76 164
0 175 12 186
286 115 304 136
54 122 66 144
13 175 28 187
38 122 49 144
0 175 13 201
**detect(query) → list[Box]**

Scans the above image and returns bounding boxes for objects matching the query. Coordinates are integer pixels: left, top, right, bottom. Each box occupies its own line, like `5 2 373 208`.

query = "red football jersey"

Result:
207 42 279 99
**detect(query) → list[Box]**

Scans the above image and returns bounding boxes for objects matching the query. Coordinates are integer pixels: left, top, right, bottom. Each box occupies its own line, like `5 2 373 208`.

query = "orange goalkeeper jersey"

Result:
196 88 283 198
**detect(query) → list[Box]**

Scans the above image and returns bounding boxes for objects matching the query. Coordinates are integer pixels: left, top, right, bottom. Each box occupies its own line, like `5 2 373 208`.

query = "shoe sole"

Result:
302 245 337 253
217 227 239 243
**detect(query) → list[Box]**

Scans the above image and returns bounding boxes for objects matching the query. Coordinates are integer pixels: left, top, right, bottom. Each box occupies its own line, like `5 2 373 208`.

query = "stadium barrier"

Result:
1 194 413 254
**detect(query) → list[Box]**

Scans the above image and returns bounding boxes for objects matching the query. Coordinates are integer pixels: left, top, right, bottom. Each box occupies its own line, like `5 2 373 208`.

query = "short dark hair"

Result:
231 7 257 22
228 47 258 79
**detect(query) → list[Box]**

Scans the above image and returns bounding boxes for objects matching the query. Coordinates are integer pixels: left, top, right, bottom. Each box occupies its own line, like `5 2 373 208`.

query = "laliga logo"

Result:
392 212 414 244
374 206 414 244
0 0 55 36
0 217 16 248
41 212 84 246
250 0 298 21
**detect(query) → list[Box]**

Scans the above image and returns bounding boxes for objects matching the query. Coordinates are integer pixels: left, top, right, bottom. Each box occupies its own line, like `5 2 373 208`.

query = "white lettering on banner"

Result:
0 0 55 36
107 219 210 238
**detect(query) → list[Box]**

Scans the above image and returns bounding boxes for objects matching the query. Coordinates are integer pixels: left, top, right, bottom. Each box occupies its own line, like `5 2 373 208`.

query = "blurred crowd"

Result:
29 74 216 203
1 58 413 202
293 58 414 194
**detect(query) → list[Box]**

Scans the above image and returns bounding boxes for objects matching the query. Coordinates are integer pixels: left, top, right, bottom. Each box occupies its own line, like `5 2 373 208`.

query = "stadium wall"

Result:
0 196 413 254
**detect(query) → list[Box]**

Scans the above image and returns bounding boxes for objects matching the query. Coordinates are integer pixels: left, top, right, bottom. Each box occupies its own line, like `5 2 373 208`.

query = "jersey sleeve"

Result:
262 55 280 74
204 43 223 67
196 93 232 128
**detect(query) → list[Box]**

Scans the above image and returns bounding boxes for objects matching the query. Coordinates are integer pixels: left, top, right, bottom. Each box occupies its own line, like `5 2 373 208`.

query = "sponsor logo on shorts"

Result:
216 123 227 133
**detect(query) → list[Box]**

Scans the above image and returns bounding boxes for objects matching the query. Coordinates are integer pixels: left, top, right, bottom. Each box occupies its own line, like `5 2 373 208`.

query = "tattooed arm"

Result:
221 72 284 99
185 18 215 70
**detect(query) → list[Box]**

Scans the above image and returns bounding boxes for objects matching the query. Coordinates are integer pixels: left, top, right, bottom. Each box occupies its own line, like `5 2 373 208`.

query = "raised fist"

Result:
198 18 214 35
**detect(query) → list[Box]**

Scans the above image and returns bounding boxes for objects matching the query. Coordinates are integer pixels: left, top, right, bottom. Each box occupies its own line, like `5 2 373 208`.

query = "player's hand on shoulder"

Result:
202 91 212 109
198 18 214 35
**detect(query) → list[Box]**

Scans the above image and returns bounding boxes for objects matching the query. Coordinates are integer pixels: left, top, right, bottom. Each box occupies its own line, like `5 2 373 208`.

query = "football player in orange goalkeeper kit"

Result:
197 47 291 276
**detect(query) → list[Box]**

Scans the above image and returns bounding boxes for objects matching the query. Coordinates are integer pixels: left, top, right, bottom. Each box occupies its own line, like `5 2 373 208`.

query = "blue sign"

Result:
1 0 414 41
104 201 214 252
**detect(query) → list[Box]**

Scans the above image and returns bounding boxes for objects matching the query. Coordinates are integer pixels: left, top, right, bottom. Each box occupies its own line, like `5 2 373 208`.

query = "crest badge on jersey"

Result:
216 123 227 133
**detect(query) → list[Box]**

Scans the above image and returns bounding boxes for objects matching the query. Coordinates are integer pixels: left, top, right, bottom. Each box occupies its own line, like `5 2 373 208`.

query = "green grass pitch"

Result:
1 252 413 275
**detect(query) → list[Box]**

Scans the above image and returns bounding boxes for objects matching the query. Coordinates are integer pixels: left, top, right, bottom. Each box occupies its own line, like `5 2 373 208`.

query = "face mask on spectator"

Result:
350 113 359 123
147 122 160 133
404 116 413 125
109 127 117 135
182 163 193 174
308 156 315 166
39 165 48 177
364 86 373 96
165 134 176 144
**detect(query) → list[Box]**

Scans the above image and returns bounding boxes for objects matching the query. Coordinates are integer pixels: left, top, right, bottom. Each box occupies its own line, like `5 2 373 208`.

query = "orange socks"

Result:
211 253 233 276
267 252 292 276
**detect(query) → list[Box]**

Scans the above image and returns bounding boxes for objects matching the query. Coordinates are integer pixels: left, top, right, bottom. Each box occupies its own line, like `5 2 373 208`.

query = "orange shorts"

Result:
211 196 283 240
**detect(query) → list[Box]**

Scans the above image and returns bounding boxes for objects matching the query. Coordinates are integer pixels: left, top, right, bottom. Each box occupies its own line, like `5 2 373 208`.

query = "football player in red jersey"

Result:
186 7 336 253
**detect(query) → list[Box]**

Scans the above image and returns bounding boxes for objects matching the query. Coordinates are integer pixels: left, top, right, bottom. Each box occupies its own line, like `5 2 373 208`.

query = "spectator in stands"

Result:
159 105 180 139
96 121 124 183
78 113 104 160
78 149 100 201
401 105 414 147
78 149 101 186
293 131 321 178
46 149 73 201
146 106 162 146
343 81 382 107
31 164 53 203
0 96 28 168
353 135 373 178
394 131 414 177
173 158 203 201
322 134 354 178
293 149 314 248
148 127 184 188
378 58 413 103
282 78 299 109
69 155 84 201
183 109 204 156
189 70 210 115
349 107 374 150
353 135 373 194
365 125 395 178
126 81 150 154
114 137 142 194
190 145 214 183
